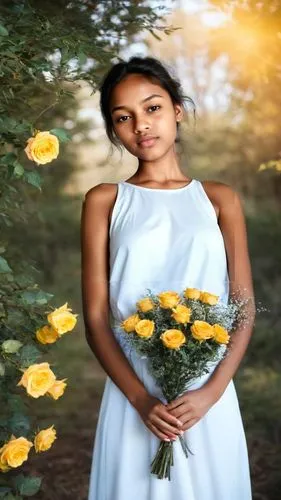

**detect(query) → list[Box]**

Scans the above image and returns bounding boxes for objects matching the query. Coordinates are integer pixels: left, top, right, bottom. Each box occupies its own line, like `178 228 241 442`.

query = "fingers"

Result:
150 423 174 441
161 406 183 428
146 403 182 439
152 416 182 439
176 409 193 423
152 406 184 438
183 418 198 431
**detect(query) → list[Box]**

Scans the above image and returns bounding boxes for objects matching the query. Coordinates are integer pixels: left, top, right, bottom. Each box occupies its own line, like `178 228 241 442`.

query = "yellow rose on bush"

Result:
0 443 11 473
171 304 191 324
24 131 59 165
183 288 201 300
190 320 214 342
158 291 180 309
47 378 67 400
199 291 219 305
213 324 230 344
160 329 186 349
0 435 33 469
36 325 60 344
34 425 57 452
47 302 78 335
0 456 11 472
136 297 155 313
122 313 141 333
17 362 56 398
135 319 155 338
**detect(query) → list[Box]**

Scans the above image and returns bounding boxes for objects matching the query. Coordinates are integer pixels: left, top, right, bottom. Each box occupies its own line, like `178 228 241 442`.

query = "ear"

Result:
174 103 184 123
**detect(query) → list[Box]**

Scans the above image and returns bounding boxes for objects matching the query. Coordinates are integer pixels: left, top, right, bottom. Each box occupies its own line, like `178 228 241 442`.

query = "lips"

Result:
137 136 158 147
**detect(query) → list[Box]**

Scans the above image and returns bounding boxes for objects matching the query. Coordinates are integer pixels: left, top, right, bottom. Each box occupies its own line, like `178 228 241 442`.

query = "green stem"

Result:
179 434 194 457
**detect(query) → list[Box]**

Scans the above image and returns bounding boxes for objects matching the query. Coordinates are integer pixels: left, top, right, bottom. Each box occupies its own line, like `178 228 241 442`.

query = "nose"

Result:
133 115 151 135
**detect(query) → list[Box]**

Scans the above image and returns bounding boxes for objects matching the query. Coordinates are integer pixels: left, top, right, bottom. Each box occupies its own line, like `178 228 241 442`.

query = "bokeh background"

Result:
1 1 281 499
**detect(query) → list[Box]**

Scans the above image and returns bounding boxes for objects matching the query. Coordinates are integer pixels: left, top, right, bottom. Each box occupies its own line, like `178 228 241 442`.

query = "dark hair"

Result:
99 55 196 150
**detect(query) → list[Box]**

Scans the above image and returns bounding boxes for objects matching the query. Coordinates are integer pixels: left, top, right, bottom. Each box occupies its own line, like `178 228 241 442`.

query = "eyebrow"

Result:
111 94 164 114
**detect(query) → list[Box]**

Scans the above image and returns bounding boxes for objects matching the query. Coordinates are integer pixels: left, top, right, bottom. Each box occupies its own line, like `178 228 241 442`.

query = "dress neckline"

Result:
121 179 196 192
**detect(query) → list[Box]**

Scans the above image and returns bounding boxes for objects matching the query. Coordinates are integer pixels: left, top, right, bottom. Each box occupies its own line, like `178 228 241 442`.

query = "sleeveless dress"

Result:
87 179 252 500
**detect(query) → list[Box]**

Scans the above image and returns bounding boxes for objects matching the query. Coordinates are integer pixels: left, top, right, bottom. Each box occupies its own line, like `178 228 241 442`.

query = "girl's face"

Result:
109 73 183 159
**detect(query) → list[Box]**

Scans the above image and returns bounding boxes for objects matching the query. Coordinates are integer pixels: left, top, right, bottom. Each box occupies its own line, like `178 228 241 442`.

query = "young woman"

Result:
81 56 255 500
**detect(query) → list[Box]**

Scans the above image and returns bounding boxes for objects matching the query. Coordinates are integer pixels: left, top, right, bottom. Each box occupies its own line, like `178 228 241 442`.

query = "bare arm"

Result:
80 184 182 439
203 183 256 401
80 184 148 407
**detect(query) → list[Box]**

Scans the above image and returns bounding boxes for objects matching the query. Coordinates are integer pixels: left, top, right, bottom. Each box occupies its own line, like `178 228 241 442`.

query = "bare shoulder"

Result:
83 182 118 213
201 180 238 198
201 180 241 215
84 182 118 203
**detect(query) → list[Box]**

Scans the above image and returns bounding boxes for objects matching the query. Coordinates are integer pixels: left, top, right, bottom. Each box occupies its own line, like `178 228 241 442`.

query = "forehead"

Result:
110 73 169 109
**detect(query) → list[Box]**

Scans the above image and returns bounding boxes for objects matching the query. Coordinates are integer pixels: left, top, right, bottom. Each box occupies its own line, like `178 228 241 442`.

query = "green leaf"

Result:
19 345 42 367
23 171 42 191
49 128 71 143
0 256 12 274
0 153 17 166
15 274 34 288
7 395 26 413
78 51 87 65
20 288 53 306
0 362 5 376
13 162 25 177
8 414 31 436
6 308 26 328
1 340 23 354
0 24 9 36
13 474 42 497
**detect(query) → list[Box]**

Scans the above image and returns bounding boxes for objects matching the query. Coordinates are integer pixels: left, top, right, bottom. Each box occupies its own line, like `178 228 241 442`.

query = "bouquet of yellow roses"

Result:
119 286 240 480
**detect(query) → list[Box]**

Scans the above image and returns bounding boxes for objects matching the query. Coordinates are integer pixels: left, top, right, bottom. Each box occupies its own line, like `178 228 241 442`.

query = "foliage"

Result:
0 0 174 496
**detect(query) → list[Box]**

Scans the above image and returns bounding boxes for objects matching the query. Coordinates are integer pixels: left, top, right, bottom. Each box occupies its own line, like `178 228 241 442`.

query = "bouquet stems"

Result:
150 434 194 480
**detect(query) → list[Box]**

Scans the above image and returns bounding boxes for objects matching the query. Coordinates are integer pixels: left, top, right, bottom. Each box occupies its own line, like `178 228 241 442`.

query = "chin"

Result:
132 145 166 160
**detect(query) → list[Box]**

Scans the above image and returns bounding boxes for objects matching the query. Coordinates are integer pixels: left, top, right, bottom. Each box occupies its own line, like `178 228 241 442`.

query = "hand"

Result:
134 393 184 441
166 387 217 432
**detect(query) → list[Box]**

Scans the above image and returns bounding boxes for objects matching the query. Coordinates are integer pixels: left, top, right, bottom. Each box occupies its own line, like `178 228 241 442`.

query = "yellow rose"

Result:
136 297 155 313
36 325 60 344
160 329 186 349
0 436 33 468
135 319 155 338
34 425 57 453
17 362 56 398
158 291 180 309
47 378 67 400
171 304 191 324
121 313 141 333
47 302 78 335
213 324 230 344
190 320 214 342
199 291 219 305
183 288 201 300
24 131 59 165
0 444 11 472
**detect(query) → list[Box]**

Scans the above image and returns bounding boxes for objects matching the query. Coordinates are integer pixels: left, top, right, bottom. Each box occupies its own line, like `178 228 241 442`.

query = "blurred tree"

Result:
0 0 177 284
207 0 281 192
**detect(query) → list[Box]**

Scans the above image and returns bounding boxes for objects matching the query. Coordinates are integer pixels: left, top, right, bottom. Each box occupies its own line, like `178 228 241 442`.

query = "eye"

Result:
115 105 161 124
148 105 161 112
116 115 129 123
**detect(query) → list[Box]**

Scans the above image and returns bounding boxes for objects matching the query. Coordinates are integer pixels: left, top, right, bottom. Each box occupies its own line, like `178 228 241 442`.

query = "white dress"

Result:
88 179 252 500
